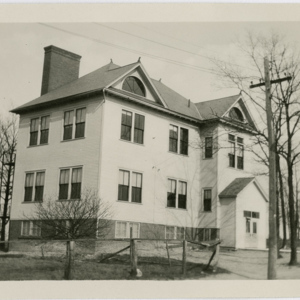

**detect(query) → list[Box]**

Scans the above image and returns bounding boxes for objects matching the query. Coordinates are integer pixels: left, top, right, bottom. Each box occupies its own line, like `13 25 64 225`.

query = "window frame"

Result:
204 136 213 159
169 124 189 156
24 171 46 203
21 221 41 237
122 76 146 98
62 107 86 141
58 166 83 200
29 115 50 147
203 188 212 212
165 226 185 240
120 109 145 145
115 221 140 238
167 178 187 210
228 134 244 170
117 169 143 204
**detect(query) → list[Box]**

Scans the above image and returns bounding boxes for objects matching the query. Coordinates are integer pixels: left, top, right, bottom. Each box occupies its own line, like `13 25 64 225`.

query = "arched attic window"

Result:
122 76 146 97
229 107 244 122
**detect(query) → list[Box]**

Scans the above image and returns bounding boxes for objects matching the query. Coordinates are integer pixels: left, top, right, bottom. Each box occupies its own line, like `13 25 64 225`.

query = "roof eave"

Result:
10 89 104 114
105 88 203 124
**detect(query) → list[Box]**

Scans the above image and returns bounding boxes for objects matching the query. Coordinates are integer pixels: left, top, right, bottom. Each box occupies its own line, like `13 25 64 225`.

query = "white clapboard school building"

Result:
9 45 268 249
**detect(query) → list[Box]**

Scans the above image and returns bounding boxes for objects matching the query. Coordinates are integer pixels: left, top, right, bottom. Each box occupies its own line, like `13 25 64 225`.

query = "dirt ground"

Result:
0 247 299 280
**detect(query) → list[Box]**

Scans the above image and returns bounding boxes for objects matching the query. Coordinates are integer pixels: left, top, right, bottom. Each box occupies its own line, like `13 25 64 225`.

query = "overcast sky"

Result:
1 22 300 119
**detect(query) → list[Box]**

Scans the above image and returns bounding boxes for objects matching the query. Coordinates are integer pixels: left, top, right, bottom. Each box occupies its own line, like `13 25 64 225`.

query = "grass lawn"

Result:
0 249 299 280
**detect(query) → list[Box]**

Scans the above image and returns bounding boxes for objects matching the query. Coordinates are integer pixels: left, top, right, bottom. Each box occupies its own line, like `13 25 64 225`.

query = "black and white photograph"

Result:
0 4 300 296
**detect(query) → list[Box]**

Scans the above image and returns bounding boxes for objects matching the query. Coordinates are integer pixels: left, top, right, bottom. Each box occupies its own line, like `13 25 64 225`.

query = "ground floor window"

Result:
197 228 219 241
21 221 41 237
115 221 140 238
165 226 185 240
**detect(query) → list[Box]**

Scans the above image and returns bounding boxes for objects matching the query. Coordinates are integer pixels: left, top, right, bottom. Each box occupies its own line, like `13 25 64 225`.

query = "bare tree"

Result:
211 31 300 265
26 189 112 279
0 114 17 251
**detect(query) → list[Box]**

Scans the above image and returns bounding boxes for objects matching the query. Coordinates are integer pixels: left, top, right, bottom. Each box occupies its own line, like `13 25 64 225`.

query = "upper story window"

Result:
204 137 213 159
169 125 188 155
167 178 187 209
122 76 146 97
228 134 244 170
203 189 212 212
118 169 143 204
120 110 145 145
24 171 45 202
29 116 50 146
59 167 82 200
229 107 244 122
63 108 86 141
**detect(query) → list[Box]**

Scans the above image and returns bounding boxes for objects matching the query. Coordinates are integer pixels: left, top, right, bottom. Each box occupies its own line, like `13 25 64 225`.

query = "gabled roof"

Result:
219 177 255 198
219 177 268 201
195 94 240 120
11 60 202 121
11 62 138 113
151 79 201 120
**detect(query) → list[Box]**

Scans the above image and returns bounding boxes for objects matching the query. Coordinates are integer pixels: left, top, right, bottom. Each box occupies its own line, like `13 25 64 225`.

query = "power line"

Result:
39 23 221 76
124 22 259 73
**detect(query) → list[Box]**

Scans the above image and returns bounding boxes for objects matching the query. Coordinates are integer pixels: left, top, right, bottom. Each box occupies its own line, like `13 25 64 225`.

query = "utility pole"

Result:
250 57 292 279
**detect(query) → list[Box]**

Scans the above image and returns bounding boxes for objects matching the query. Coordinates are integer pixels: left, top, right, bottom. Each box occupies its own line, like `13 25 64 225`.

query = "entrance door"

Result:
245 218 258 248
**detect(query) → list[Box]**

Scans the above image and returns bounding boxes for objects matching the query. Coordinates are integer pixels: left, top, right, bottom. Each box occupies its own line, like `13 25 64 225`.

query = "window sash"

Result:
203 189 212 212
59 184 69 200
34 186 44 202
121 111 132 141
166 226 175 239
40 129 49 144
116 221 127 238
22 221 30 236
76 108 86 123
180 128 188 155
131 187 142 203
71 182 81 199
75 122 85 139
253 222 257 234
72 168 82 184
134 114 144 144
169 125 178 152
118 185 129 201
64 111 74 140
205 137 213 158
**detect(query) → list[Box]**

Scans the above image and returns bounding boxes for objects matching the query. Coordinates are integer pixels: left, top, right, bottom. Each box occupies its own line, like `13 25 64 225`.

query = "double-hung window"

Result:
118 169 143 203
169 125 188 155
115 221 140 238
228 134 244 170
165 226 185 240
228 134 235 168
167 179 187 209
59 167 82 200
63 108 86 140
120 110 145 144
21 221 41 237
24 171 45 202
29 116 50 146
237 137 244 170
204 137 213 158
203 189 212 212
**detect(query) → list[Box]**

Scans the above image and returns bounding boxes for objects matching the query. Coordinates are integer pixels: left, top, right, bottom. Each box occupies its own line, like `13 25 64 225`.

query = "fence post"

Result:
130 228 138 276
182 239 187 276
212 243 220 272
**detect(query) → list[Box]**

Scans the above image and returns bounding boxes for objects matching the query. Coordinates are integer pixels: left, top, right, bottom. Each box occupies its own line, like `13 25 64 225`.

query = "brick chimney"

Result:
41 45 82 96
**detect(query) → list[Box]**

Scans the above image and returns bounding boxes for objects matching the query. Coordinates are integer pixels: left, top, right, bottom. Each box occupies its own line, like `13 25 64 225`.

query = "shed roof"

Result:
219 177 255 198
